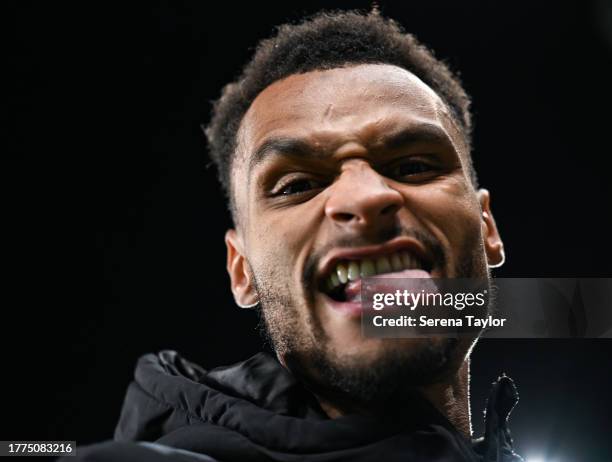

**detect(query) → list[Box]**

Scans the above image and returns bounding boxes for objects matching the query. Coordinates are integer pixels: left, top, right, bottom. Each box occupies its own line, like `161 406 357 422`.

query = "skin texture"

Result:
224 64 504 436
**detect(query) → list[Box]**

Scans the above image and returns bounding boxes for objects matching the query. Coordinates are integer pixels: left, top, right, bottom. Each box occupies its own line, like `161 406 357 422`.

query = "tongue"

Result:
344 279 362 302
373 268 431 279
343 268 431 302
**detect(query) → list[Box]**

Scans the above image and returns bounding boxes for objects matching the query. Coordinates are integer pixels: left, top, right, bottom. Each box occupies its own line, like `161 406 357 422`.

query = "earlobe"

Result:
477 189 505 269
225 229 259 308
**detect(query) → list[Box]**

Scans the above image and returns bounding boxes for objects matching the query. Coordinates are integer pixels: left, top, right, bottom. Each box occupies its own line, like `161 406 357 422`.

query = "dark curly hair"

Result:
204 9 475 215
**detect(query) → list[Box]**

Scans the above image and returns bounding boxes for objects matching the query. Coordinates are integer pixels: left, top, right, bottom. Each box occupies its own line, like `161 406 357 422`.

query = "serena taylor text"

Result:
372 315 506 328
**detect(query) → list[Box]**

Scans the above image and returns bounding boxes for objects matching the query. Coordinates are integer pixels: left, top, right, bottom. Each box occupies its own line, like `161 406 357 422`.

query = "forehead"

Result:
238 63 453 157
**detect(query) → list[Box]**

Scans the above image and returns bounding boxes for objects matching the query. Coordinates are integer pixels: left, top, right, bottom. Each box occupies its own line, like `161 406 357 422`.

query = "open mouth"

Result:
318 248 433 303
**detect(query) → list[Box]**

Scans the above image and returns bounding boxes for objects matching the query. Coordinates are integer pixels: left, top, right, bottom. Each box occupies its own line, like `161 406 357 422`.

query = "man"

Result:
73 9 520 462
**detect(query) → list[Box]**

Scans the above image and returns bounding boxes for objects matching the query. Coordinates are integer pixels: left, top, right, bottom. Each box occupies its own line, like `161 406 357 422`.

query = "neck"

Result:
418 360 471 437
316 360 472 438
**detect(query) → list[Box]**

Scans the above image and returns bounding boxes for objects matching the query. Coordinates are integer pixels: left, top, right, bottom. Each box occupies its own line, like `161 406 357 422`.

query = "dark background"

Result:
7 1 612 461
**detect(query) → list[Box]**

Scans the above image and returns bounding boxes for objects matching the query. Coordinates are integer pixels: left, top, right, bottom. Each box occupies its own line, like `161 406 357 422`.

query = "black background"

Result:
7 1 612 461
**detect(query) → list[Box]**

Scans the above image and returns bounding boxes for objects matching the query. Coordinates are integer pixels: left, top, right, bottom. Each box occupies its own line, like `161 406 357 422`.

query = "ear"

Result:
477 189 505 268
225 229 259 307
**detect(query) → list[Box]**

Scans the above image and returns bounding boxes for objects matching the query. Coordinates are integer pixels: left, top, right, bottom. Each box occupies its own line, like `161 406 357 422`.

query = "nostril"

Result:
334 212 354 222
381 203 400 216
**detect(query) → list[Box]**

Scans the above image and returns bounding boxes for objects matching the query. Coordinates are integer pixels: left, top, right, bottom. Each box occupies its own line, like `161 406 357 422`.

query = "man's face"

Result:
226 64 503 405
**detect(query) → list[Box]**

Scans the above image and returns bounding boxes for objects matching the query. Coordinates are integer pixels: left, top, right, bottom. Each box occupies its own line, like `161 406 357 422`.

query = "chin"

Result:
337 336 465 369
285 335 471 405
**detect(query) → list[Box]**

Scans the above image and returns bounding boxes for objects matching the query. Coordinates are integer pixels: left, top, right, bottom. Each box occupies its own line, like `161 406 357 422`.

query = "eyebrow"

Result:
381 123 452 151
247 123 453 173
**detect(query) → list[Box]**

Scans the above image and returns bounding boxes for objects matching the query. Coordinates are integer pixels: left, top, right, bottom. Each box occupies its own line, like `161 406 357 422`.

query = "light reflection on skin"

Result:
224 64 504 435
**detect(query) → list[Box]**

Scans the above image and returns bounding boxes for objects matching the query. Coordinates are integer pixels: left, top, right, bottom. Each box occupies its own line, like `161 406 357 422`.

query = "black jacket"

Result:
69 351 522 461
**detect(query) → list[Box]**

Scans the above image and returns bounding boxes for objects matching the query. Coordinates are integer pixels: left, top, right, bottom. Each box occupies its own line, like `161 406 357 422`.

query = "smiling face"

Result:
225 64 504 407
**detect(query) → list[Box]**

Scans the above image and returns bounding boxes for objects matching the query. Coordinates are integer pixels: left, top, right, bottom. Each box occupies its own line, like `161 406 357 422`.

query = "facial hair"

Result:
253 225 490 410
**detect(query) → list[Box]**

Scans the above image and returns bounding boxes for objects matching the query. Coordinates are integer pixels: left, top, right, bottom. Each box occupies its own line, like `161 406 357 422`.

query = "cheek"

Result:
406 178 482 247
247 199 325 281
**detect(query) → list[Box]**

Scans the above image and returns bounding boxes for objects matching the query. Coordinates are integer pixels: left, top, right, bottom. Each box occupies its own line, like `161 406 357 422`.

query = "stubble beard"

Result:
253 230 491 411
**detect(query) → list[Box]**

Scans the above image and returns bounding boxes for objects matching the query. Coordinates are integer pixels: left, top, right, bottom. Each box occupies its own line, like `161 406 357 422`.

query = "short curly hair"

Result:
204 9 475 214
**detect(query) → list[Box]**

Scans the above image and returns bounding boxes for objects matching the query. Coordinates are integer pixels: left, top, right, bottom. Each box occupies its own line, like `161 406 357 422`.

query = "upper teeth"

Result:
325 251 423 291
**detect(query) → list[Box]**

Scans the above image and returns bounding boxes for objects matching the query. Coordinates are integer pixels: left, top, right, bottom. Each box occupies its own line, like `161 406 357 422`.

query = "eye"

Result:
274 178 322 196
389 159 436 180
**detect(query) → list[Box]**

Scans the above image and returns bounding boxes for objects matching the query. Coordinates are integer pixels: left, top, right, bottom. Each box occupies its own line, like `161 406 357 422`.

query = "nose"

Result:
325 160 403 231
